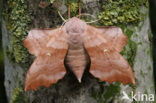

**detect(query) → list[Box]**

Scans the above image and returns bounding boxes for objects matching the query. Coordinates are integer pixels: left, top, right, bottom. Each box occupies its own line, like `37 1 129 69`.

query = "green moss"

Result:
151 73 155 91
140 69 145 80
128 83 136 92
120 28 138 68
90 1 144 102
124 28 134 38
119 27 138 93
50 0 55 3
144 89 148 95
65 0 79 17
148 66 152 71
91 82 121 103
6 46 14 61
10 87 28 103
3 0 31 65
71 3 78 13
98 0 148 26
148 29 153 60
122 39 138 67
154 98 156 103
98 0 141 68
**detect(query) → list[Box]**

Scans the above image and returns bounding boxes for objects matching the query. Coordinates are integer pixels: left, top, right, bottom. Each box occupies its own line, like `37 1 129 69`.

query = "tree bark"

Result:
2 0 155 103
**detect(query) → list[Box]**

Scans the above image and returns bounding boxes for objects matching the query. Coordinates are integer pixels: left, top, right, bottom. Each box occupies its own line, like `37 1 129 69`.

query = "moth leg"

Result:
79 0 81 19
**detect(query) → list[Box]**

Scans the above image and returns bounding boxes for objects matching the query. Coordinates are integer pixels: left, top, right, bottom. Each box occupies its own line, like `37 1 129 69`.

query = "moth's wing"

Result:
25 28 68 91
94 26 128 52
83 26 135 85
23 28 58 56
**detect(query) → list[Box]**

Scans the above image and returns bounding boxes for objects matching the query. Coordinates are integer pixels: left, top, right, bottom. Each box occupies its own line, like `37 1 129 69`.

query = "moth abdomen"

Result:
65 45 89 82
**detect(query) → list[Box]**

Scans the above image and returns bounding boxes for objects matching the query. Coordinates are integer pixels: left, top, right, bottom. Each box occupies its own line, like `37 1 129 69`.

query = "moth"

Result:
23 0 135 92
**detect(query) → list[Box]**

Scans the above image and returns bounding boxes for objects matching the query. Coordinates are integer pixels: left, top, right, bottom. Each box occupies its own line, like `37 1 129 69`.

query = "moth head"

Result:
65 17 86 34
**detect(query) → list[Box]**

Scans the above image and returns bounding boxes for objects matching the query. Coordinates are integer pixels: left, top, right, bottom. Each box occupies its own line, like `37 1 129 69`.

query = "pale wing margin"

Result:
24 28 68 91
83 25 135 85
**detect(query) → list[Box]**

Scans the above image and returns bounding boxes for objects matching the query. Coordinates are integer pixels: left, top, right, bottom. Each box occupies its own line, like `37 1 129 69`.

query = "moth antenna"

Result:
79 0 81 19
77 13 96 19
68 0 70 19
85 18 101 24
76 13 101 24
59 21 66 31
59 19 69 31
58 11 66 22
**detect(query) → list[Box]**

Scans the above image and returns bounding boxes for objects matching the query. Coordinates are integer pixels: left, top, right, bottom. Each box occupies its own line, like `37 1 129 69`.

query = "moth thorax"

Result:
65 17 86 34
67 32 83 45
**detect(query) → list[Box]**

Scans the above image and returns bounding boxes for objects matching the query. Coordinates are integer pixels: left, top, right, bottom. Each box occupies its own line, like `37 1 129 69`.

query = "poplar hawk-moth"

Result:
23 17 135 91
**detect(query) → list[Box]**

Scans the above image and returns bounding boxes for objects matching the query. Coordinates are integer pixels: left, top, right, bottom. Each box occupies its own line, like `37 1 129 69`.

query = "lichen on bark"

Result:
2 0 155 103
90 0 154 102
3 0 31 65
10 87 28 103
98 0 149 26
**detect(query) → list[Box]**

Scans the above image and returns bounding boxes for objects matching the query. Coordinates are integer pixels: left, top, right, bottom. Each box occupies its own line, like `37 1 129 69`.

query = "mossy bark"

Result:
2 0 155 103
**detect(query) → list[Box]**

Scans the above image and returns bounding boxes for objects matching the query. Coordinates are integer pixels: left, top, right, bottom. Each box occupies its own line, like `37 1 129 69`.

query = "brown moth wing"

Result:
24 28 68 91
23 28 59 56
88 26 128 52
83 26 135 85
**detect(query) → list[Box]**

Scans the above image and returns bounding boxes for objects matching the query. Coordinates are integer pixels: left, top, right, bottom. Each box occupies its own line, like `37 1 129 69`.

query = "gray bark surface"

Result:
2 0 155 103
